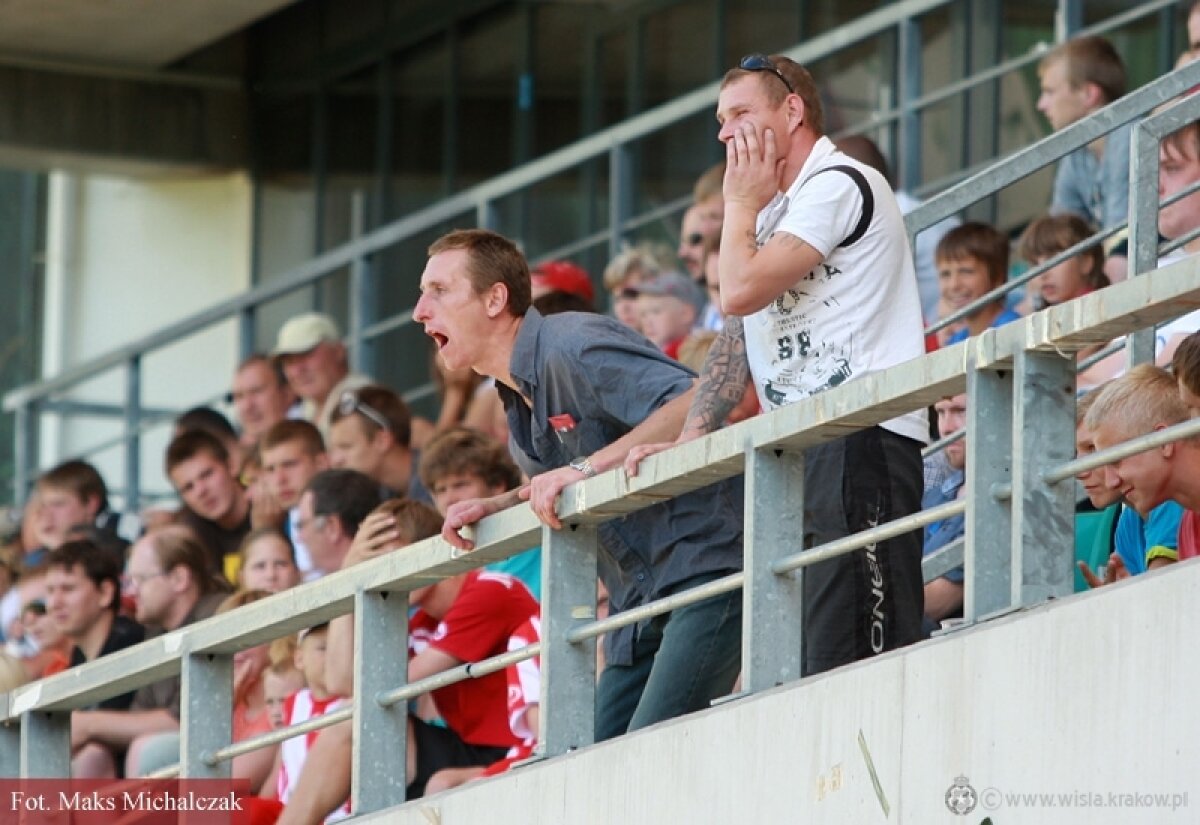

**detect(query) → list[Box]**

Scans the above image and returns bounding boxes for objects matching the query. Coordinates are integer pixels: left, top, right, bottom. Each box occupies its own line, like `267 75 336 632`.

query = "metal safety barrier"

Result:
4 246 1199 816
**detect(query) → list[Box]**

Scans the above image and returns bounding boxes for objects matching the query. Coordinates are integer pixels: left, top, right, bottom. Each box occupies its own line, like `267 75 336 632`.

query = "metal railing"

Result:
4 251 1198 806
3 0 1177 509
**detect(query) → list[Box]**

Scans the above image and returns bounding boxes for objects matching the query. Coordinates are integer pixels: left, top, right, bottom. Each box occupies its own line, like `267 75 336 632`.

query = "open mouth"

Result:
428 331 448 350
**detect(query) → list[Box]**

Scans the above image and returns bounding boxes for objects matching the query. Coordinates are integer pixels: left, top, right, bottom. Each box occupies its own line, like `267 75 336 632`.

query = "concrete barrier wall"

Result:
363 559 1199 825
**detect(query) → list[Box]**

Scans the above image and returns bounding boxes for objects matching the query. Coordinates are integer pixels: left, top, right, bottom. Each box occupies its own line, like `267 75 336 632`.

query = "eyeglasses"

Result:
738 54 795 95
124 570 167 589
338 390 390 433
295 513 327 533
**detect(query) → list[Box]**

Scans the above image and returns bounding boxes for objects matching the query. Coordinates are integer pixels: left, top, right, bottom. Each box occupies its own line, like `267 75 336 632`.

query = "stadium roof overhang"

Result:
0 0 298 70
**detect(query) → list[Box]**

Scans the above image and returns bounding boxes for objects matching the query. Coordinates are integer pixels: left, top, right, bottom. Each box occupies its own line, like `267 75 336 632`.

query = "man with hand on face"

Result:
411 228 743 743
628 54 927 677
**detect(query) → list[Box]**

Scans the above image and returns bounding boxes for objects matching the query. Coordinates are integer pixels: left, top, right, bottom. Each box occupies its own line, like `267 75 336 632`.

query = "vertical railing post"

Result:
0 720 19 777
742 445 804 693
1128 120 1162 367
477 200 498 231
1056 0 1083 42
352 588 410 814
896 18 923 193
348 190 376 378
609 145 633 261
964 358 1013 621
13 402 32 507
180 651 233 778
125 355 142 513
21 711 71 777
539 523 597 757
238 305 257 362
1011 350 1076 606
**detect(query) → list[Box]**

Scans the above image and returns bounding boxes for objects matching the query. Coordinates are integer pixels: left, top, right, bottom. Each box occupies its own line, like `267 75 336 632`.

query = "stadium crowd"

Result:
3 15 1200 820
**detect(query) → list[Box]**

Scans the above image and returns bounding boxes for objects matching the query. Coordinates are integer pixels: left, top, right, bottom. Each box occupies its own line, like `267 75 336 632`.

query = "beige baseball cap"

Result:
272 312 340 356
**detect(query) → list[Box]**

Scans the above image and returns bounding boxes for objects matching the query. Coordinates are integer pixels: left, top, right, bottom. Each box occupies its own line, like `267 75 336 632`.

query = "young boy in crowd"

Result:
474 615 542 782
266 622 349 820
32 460 125 564
418 427 539 598
274 500 538 823
262 638 306 731
1017 213 1118 390
634 272 703 359
260 420 330 580
1076 371 1185 584
936 222 1021 345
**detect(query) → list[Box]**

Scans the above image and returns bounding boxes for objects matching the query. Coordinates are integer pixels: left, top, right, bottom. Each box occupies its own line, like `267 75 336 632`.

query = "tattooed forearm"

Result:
683 315 751 436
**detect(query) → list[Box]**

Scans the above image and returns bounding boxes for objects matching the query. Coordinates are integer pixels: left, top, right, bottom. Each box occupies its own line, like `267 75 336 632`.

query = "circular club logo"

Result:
945 775 978 816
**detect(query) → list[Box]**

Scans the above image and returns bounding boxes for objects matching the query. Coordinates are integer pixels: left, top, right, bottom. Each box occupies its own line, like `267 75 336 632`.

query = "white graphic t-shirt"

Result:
743 136 928 444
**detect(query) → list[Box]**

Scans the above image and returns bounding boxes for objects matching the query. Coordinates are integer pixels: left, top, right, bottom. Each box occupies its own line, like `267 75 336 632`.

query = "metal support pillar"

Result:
1011 350 1076 606
124 355 142 511
353 588 410 814
1056 0 1083 41
897 18 923 193
181 652 233 778
348 191 376 378
0 720 19 777
964 364 1013 620
21 711 70 777
477 200 498 231
238 306 257 362
742 445 805 693
539 523 597 757
13 403 33 506
1128 121 1163 367
608 145 633 260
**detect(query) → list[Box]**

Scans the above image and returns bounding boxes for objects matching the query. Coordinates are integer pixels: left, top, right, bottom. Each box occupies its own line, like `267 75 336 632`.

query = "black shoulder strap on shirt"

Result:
809 163 875 248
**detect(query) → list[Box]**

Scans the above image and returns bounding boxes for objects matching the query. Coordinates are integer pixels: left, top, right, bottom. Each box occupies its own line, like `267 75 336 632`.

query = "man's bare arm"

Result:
680 315 751 440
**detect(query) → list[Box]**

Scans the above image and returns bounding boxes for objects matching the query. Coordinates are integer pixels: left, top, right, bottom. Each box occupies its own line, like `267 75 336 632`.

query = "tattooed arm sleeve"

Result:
680 314 752 439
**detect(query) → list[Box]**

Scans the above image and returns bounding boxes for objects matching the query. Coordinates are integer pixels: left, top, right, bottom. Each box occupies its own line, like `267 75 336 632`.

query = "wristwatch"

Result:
569 456 597 478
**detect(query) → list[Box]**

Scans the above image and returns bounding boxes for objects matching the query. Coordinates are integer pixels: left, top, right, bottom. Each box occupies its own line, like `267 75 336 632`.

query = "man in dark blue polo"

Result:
416 228 743 740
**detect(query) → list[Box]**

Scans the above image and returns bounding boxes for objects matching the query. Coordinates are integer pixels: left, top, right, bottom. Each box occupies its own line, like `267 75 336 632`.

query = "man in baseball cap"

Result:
272 312 371 436
530 261 595 304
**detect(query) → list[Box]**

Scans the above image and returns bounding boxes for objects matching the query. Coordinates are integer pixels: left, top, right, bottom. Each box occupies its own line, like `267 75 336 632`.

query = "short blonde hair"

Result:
1084 365 1190 438
603 246 662 292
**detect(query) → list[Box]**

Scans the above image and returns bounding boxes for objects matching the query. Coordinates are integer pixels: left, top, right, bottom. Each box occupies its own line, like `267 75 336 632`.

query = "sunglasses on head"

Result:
739 54 795 95
338 390 390 432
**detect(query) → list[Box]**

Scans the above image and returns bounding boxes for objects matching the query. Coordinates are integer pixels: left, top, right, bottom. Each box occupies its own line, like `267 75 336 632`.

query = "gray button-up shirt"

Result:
498 309 744 666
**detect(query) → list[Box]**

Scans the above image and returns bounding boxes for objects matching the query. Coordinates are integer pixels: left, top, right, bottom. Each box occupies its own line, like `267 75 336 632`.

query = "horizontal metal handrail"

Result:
1044 415 1200 485
929 172 1200 335
773 499 965 575
906 58 1200 238
848 0 1178 139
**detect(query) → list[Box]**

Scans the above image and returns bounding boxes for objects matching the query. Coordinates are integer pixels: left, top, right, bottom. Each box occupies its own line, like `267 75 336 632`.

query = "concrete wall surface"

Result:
40 170 252 503
362 559 1199 825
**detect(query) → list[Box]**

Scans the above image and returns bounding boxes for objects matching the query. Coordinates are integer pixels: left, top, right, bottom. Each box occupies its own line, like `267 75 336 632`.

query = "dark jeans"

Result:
801 425 925 675
594 572 742 741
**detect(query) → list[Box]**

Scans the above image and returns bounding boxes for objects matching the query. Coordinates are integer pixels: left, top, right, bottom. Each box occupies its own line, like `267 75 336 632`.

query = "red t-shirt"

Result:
409 570 539 748
1178 509 1200 561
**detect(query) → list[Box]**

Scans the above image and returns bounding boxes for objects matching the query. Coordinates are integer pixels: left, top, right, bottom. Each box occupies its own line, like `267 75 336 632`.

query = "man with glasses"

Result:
630 54 927 676
327 384 433 505
69 527 229 778
294 469 383 576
